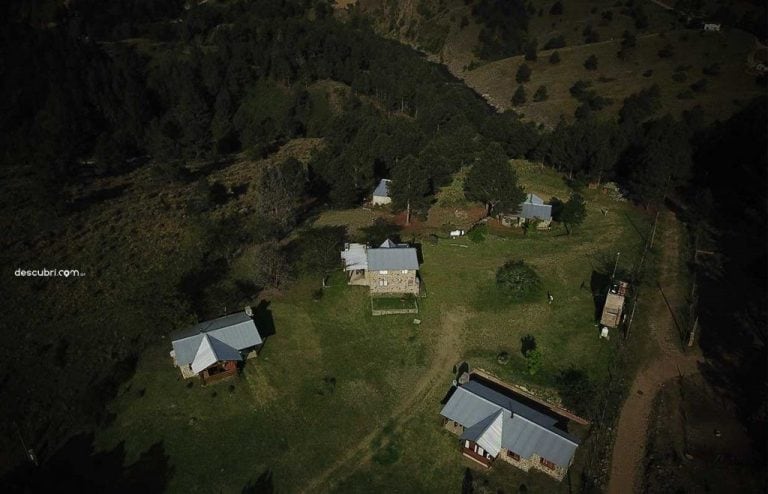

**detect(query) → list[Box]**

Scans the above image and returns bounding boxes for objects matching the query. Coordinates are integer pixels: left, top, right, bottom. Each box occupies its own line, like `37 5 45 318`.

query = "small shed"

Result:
600 281 629 328
372 179 392 205
500 193 553 229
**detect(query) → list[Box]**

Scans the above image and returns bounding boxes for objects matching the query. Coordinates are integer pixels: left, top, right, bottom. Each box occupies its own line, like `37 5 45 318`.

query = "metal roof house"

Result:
341 239 420 295
500 193 553 229
440 379 580 480
372 179 392 206
170 309 263 383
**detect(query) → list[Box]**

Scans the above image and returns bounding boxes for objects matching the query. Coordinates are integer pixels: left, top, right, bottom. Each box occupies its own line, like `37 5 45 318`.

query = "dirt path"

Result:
299 309 466 493
607 212 703 494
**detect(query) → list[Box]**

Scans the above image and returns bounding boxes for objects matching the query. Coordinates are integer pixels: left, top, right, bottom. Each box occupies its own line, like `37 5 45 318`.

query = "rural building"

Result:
440 379 580 481
703 23 721 32
600 281 629 328
341 239 420 295
499 193 552 229
170 309 263 384
372 179 392 205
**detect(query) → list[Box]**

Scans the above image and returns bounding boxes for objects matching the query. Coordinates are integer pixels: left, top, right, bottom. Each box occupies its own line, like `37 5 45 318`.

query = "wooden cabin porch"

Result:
200 360 238 385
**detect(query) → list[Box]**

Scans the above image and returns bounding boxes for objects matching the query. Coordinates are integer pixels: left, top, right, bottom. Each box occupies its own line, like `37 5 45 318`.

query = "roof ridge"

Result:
459 384 578 444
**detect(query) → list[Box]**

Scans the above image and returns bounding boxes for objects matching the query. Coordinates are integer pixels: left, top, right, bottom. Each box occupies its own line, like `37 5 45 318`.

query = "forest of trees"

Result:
0 0 765 481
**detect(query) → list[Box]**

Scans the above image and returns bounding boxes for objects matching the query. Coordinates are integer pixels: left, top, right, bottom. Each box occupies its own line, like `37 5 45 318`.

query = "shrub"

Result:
533 85 548 102
702 63 721 76
512 84 527 106
496 260 541 301
690 78 708 92
583 25 600 43
524 41 538 61
549 51 561 64
467 223 487 242
657 44 674 58
516 63 531 83
524 349 542 375
544 35 565 49
549 0 563 15
584 54 598 70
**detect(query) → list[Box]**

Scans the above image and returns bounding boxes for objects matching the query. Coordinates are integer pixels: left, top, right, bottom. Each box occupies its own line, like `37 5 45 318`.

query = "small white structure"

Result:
600 327 610 340
449 229 465 238
703 23 721 32
372 179 392 205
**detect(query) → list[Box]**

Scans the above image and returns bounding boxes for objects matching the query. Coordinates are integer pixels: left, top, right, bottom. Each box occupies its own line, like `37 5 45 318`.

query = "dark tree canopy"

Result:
496 260 541 300
560 193 587 234
464 143 526 216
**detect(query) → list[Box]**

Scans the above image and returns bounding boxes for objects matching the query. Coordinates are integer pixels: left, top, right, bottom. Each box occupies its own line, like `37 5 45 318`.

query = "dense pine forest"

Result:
0 0 764 488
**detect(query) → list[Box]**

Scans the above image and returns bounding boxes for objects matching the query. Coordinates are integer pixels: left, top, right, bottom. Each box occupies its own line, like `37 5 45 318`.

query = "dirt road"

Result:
607 212 703 494
299 309 466 493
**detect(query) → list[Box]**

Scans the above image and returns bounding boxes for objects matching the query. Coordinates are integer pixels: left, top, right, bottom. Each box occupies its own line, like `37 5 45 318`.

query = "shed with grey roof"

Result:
372 179 392 205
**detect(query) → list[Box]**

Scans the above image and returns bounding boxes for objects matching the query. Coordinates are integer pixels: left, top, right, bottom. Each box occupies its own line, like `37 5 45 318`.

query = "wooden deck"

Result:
201 361 238 385
462 446 492 467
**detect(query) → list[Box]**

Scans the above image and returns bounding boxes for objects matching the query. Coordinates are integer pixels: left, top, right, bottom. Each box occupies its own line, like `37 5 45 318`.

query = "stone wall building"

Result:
440 378 580 481
341 239 420 295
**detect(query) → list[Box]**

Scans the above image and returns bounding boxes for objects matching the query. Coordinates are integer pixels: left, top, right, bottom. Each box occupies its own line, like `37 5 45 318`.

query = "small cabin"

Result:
499 193 552 229
372 179 392 206
170 309 263 384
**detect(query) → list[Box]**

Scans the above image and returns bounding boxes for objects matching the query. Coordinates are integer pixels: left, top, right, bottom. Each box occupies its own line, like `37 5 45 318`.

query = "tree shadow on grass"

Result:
242 469 274 494
0 432 173 493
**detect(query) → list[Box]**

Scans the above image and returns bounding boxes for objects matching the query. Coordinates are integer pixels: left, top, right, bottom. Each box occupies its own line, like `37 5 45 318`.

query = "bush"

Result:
543 35 565 49
524 41 538 61
702 63 721 76
548 51 561 64
467 223 487 242
690 78 708 92
584 54 598 70
533 85 548 102
549 0 563 15
657 44 674 58
512 85 527 106
516 63 531 83
583 25 600 43
524 349 542 375
496 260 541 301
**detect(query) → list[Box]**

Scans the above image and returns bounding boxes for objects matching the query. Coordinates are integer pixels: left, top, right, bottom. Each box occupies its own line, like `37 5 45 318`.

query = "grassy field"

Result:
93 162 652 492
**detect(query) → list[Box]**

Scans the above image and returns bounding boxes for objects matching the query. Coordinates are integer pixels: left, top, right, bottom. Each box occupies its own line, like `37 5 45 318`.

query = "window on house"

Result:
539 457 556 470
507 450 520 461
401 269 408 274
379 270 388 274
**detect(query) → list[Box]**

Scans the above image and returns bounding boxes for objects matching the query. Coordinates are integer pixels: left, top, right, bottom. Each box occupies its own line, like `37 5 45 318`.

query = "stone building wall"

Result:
367 269 419 294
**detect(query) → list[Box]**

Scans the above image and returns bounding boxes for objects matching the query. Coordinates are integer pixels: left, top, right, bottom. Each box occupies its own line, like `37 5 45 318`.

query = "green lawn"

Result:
95 163 651 493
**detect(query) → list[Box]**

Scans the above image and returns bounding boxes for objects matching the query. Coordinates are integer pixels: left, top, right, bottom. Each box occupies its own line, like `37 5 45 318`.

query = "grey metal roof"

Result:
367 247 419 271
373 179 391 198
171 311 262 366
440 380 579 468
341 243 368 271
461 409 506 457
519 193 552 220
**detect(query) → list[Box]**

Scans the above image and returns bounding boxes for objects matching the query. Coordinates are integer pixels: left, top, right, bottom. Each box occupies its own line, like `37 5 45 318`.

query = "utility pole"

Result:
611 251 621 282
649 210 660 249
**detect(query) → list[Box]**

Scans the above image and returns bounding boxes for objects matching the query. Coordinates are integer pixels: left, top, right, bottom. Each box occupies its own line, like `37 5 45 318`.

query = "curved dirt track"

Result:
300 309 466 493
607 212 703 494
